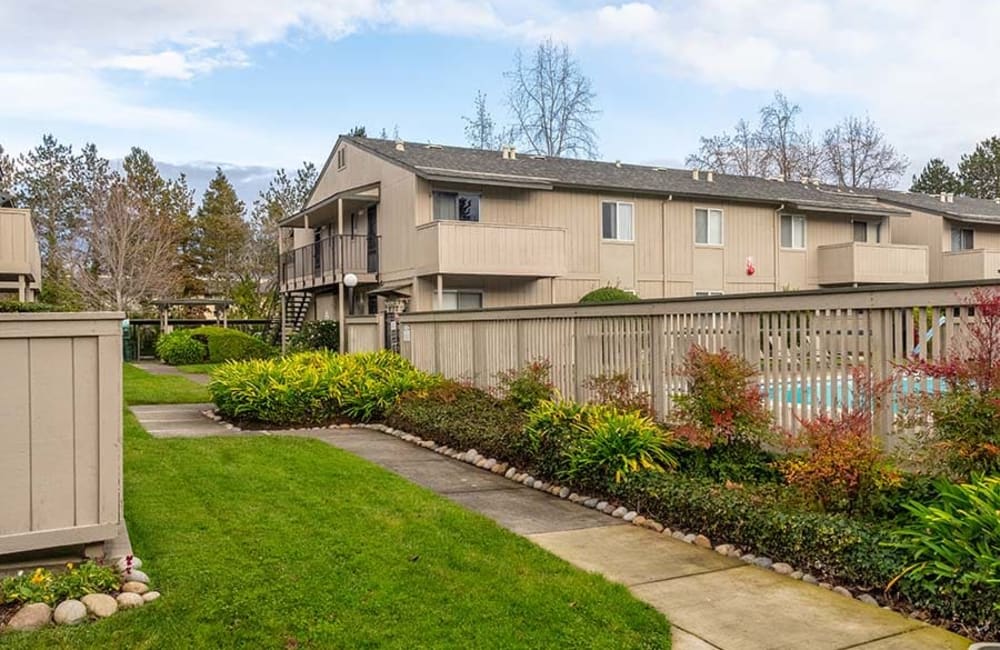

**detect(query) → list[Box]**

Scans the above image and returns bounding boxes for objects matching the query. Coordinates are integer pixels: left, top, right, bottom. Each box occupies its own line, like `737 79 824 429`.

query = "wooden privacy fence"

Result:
346 314 384 353
0 312 123 557
399 281 1000 439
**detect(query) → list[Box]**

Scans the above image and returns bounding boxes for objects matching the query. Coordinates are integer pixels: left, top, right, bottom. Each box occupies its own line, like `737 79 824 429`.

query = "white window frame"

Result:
779 214 806 250
694 207 724 246
435 289 484 311
601 200 634 242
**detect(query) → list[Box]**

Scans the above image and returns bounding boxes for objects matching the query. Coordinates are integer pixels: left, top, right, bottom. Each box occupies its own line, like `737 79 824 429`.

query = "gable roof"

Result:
866 189 1000 226
344 136 906 218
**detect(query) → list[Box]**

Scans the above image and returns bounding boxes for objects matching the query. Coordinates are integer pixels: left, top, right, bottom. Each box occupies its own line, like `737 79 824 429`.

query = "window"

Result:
336 148 346 170
951 226 974 251
601 201 634 241
437 290 483 311
695 208 723 245
852 220 883 244
780 214 806 249
433 192 480 222
852 220 868 243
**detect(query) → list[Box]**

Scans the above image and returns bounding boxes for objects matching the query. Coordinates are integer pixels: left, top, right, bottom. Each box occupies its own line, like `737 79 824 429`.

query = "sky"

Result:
3 0 999 203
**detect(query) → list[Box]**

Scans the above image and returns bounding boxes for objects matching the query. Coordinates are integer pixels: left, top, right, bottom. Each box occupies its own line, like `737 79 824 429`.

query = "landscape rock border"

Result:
0 556 161 634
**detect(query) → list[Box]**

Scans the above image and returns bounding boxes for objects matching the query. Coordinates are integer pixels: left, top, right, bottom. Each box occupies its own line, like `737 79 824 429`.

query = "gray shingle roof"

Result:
867 189 1000 225
346 136 905 217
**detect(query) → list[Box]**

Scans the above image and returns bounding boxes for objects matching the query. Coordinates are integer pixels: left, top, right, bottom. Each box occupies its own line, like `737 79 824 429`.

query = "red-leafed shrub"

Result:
584 373 654 418
495 359 555 411
901 288 1000 479
781 367 900 513
671 346 775 449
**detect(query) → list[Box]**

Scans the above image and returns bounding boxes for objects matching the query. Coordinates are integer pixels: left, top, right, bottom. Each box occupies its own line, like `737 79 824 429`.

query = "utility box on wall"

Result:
0 312 124 557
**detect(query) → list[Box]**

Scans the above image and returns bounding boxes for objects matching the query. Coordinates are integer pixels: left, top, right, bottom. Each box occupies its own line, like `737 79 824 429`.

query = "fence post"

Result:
651 314 666 418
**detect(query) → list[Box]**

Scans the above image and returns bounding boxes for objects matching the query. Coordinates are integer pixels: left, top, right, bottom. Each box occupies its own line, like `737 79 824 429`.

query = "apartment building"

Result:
278 136 936 325
0 193 41 303
874 190 1000 283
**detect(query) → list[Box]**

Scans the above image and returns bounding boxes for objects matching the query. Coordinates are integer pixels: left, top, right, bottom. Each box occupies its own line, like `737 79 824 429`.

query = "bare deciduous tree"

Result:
74 180 180 311
686 119 769 176
758 91 806 179
464 90 499 149
505 38 599 158
823 115 909 188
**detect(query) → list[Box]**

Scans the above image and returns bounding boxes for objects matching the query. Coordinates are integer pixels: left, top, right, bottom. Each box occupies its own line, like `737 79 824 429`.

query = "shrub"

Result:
520 400 590 478
289 320 340 352
0 562 119 605
584 373 654 418
209 350 438 425
901 288 1000 479
676 440 781 484
189 326 274 363
780 367 900 513
562 407 676 487
890 476 1000 601
671 346 774 448
578 286 640 304
386 382 527 464
495 359 555 411
155 329 207 365
0 300 60 313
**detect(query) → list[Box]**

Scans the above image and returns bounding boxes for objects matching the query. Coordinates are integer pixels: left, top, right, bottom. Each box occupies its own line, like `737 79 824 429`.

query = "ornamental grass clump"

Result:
209 350 440 426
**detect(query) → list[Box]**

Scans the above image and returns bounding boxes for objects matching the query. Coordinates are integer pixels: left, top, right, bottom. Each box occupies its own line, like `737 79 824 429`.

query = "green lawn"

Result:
5 375 670 648
123 364 211 405
175 363 222 376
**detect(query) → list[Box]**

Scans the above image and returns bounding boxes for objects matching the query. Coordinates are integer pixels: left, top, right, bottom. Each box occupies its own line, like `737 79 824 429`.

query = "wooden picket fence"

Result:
398 281 1000 441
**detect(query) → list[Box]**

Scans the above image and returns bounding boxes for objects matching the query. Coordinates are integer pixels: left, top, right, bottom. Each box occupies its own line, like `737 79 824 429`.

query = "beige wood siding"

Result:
817 242 929 285
414 221 567 277
0 208 42 299
0 313 123 556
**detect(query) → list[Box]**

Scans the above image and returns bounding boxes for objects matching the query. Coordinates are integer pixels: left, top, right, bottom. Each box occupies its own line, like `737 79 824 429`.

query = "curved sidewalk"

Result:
131 403 971 650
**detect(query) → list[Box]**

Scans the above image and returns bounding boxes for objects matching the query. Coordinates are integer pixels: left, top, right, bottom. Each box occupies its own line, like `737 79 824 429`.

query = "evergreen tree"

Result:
348 125 367 137
910 158 960 194
192 168 249 296
958 136 1000 199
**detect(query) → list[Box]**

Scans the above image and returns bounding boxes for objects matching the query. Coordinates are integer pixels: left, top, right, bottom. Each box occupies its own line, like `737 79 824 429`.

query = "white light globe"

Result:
343 272 359 288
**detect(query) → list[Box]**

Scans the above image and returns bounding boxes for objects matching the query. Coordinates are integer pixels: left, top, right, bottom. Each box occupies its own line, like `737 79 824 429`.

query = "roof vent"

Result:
424 143 443 149
530 154 546 160
939 192 955 203
692 169 700 181
654 167 667 172
615 160 622 168
706 171 714 182
500 146 517 160
766 175 785 182
394 139 405 152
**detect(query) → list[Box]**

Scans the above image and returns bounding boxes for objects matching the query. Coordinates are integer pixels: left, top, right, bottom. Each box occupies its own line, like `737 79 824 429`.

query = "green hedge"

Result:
155 330 207 365
189 326 274 363
210 350 439 425
0 300 61 313
578 287 640 304
288 320 339 352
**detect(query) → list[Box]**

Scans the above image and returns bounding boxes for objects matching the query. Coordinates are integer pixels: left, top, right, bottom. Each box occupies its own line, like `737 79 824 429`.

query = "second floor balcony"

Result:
0 207 42 287
816 241 928 286
941 248 1000 282
280 234 379 292
415 220 567 277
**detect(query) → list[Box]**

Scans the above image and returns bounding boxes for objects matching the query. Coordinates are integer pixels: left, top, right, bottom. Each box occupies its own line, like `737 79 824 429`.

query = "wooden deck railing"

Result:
398 280 1000 441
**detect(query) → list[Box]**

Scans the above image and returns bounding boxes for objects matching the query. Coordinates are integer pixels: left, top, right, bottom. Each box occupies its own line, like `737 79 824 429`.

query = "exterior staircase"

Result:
267 292 312 347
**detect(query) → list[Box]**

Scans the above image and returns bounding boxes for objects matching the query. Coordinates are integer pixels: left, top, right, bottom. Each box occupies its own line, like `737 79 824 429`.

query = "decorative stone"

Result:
790 570 804 580
522 476 534 486
672 530 687 540
116 592 144 609
632 515 646 526
81 593 118 618
504 468 517 479
727 548 743 558
54 599 87 626
661 527 671 536
142 591 161 603
857 594 878 606
602 504 616 514
623 511 637 522
558 487 571 498
532 479 543 489
7 602 53 631
121 568 150 584
802 574 818 584
772 562 793 575
693 534 712 548
539 482 551 491
595 501 608 511
714 544 733 555
832 586 853 598
611 506 628 518
568 493 580 502
647 521 664 533
122 581 149 595
740 553 756 563
583 498 599 508
682 533 697 544
818 582 833 590
753 557 773 569
115 556 143 572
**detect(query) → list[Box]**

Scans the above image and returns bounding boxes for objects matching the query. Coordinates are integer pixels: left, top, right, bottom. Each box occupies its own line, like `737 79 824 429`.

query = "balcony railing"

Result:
816 242 928 286
415 220 567 277
280 234 379 291
941 249 1000 282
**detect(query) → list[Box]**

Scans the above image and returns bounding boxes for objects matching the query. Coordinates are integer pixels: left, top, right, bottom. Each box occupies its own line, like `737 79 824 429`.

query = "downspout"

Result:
774 204 784 291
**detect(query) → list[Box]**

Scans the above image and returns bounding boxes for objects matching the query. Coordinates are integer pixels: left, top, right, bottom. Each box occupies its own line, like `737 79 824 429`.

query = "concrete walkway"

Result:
131 404 970 650
132 361 212 385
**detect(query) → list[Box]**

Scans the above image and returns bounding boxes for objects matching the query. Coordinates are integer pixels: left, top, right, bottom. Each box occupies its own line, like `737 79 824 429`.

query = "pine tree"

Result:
958 136 1000 199
192 169 249 296
910 158 960 194
348 125 367 137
